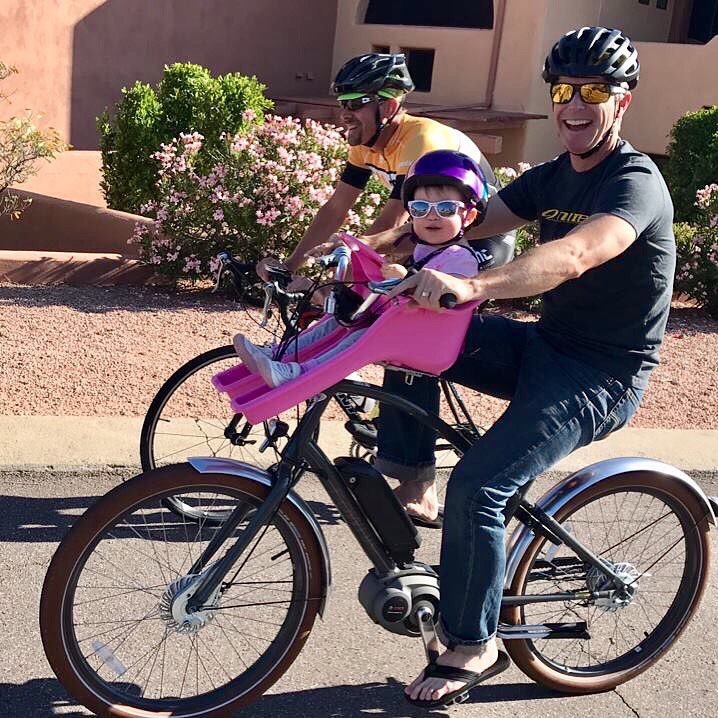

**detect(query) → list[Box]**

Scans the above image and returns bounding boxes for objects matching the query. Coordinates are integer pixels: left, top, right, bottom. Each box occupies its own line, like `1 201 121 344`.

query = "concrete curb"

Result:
2 416 717 473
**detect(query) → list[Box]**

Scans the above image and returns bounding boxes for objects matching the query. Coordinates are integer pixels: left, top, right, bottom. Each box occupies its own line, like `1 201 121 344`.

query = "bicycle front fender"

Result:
504 457 716 589
188 456 332 617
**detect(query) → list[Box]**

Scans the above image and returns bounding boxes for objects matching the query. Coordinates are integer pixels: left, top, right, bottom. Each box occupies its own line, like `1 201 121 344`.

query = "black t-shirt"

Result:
498 140 675 388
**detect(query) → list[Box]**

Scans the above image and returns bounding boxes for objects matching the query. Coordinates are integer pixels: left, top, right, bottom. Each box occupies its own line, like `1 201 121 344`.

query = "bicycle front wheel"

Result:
40 463 324 717
140 345 294 522
504 472 712 693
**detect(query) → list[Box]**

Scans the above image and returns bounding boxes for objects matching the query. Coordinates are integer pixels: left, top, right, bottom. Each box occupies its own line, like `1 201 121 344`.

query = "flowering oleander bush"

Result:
132 113 389 280
674 183 718 318
494 162 541 310
495 162 538 256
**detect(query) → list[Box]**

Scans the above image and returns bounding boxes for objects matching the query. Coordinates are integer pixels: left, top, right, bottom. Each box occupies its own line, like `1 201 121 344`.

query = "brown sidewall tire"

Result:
40 463 325 718
503 472 712 694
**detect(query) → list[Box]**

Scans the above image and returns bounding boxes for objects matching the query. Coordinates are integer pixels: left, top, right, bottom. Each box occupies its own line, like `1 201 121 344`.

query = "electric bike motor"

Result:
358 567 440 636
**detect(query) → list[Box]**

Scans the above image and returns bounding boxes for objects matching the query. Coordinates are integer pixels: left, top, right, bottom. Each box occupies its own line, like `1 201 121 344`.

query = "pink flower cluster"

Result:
132 112 387 280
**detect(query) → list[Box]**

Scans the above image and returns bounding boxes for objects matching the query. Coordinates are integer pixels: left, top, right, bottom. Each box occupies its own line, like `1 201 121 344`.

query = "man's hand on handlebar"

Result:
386 268 478 311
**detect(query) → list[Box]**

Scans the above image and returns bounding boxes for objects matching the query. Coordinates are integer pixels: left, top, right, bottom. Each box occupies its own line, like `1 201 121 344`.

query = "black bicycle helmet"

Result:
331 53 415 98
542 27 640 89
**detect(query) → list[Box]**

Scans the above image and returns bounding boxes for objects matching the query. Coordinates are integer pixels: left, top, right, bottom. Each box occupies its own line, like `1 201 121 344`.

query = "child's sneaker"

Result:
254 353 301 387
233 335 272 373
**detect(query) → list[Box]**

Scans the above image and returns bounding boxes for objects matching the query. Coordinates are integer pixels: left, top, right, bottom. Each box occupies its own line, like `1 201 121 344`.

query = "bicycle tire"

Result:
504 472 712 693
40 463 324 717
140 345 285 522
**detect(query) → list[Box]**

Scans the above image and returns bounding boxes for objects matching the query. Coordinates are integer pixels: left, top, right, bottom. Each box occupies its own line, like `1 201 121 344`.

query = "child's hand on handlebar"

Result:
386 268 476 311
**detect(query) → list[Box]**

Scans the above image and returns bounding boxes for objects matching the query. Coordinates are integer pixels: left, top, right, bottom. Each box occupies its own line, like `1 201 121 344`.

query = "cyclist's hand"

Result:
304 234 344 260
256 257 289 282
381 263 408 280
386 268 476 311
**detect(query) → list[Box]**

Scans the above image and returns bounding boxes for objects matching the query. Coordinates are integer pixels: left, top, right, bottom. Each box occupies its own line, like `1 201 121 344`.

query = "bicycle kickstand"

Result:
416 605 441 664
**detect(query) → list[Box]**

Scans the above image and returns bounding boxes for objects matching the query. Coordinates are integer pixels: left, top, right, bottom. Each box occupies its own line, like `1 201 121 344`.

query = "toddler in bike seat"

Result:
234 149 491 387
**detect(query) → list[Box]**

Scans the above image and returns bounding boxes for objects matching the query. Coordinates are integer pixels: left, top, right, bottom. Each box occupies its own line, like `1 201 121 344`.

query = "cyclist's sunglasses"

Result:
550 82 626 105
407 199 466 219
338 95 377 111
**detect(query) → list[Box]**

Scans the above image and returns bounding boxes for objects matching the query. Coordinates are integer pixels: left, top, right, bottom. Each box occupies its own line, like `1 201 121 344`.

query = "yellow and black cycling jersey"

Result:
340 113 495 200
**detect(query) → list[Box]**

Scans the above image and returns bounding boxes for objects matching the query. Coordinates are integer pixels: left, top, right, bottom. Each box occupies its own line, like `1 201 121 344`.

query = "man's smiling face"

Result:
552 75 629 156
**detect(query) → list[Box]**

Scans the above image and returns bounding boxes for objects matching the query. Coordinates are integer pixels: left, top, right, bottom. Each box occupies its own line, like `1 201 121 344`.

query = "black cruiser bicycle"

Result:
40 255 717 717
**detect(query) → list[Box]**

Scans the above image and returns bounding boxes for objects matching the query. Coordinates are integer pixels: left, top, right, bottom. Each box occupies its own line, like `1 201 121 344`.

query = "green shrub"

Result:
1 62 65 219
98 63 273 215
664 105 718 222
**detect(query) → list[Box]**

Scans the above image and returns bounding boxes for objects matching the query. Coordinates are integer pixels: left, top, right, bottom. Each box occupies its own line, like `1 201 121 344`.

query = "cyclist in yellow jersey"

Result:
257 53 514 280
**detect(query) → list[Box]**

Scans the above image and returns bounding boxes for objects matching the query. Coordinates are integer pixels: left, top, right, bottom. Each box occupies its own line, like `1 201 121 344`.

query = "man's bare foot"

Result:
393 479 438 522
405 640 499 703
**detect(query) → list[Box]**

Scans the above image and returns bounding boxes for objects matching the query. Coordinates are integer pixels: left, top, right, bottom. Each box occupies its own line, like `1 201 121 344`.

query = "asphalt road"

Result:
2 467 717 718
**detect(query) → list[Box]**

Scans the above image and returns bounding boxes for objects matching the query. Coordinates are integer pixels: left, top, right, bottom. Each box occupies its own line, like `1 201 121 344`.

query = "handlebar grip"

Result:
439 293 457 309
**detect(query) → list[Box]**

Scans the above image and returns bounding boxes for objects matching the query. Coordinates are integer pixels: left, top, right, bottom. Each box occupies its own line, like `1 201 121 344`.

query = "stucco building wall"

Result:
0 0 338 149
332 0 496 106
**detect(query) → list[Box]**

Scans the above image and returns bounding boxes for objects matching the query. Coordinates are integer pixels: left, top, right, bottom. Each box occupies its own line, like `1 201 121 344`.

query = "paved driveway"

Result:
2 467 716 717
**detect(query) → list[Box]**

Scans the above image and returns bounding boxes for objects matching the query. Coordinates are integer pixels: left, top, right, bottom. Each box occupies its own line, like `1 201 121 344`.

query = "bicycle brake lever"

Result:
211 264 225 294
259 283 274 327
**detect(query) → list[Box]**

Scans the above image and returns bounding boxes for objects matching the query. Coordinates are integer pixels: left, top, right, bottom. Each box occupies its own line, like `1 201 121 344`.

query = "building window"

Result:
372 45 391 54
638 0 650 5
401 47 435 92
688 0 718 43
657 0 668 9
364 1 494 30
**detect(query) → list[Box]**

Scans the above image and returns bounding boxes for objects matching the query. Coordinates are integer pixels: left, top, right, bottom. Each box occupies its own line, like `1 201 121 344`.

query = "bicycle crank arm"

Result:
498 622 590 640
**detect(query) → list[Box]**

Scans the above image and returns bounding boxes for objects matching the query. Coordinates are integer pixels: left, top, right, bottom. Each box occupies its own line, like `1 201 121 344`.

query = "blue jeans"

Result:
376 315 644 647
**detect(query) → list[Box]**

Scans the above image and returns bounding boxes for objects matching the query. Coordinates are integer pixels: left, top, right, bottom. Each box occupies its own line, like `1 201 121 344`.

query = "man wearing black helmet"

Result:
256 52 514 280
375 28 677 708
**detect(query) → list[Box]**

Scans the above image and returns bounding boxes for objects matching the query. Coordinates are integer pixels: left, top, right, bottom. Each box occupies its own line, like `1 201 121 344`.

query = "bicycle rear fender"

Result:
504 457 716 588
188 456 331 617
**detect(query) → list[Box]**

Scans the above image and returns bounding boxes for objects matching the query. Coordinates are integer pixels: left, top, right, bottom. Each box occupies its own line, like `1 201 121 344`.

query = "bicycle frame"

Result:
185 379 640 617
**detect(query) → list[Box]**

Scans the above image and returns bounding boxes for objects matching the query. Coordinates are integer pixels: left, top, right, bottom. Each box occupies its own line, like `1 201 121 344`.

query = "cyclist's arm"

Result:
360 193 526 258
391 213 637 307
285 181 362 272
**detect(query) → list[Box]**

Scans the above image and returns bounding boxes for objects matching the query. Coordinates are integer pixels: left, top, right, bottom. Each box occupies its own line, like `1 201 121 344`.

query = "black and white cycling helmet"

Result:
331 53 415 99
542 27 640 89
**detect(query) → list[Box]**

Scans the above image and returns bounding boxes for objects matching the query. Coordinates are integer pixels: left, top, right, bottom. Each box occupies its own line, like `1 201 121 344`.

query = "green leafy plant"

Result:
132 115 389 282
494 163 541 311
0 62 66 219
664 105 718 223
97 63 273 214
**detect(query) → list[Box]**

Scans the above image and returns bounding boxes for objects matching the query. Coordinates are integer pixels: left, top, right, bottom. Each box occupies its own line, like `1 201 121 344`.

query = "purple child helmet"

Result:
401 149 490 222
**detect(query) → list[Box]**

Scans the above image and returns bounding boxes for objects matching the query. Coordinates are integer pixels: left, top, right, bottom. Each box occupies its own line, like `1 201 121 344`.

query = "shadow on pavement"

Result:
0 492 344 543
2 675 557 718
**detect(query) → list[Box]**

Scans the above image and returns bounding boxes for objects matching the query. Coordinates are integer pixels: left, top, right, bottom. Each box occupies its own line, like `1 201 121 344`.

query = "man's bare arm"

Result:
285 181 362 272
389 214 638 308
361 193 528 254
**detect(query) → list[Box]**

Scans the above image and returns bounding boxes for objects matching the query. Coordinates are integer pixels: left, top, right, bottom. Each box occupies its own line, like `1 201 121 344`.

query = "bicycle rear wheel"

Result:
40 463 324 717
504 472 712 693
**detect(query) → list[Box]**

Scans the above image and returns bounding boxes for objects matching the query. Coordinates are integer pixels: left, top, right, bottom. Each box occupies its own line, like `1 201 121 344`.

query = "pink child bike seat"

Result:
212 234 480 424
